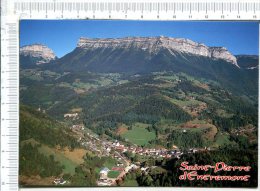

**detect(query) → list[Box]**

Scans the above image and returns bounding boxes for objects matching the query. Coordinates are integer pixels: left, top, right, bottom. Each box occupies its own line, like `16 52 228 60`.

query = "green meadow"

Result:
122 123 156 146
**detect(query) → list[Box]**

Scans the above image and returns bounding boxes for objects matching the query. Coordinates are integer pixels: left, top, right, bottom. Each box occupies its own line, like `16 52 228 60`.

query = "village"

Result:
65 121 201 186
50 113 208 186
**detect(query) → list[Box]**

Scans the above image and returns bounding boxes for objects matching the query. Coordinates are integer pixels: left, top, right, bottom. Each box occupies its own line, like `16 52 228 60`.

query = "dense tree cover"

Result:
212 115 247 132
84 96 136 120
122 112 161 125
79 74 258 151
167 130 206 149
20 83 77 109
20 105 79 149
225 97 257 122
133 95 191 122
198 97 257 133
119 170 140 186
81 77 192 141
194 84 258 135
229 134 252 150
209 89 257 118
20 71 258 153
70 166 96 186
19 143 64 177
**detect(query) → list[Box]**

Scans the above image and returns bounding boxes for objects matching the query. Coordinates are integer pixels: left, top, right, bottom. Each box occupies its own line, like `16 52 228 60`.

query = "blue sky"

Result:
20 20 259 58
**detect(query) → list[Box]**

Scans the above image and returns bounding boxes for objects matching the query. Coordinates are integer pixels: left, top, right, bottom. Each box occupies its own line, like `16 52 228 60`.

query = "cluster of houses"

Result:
65 115 194 162
63 122 208 187
110 140 184 159
80 130 186 162
69 122 200 162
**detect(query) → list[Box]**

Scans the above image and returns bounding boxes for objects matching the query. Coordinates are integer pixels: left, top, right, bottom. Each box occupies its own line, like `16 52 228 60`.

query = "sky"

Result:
20 20 259 58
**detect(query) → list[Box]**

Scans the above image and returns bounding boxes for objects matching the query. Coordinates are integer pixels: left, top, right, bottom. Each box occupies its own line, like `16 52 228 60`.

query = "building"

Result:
99 167 110 180
70 124 84 131
64 113 78 118
53 178 66 185
111 167 124 171
64 113 79 120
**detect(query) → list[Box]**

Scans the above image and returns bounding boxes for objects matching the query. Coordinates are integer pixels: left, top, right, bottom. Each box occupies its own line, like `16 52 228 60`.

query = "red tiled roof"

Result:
111 167 124 171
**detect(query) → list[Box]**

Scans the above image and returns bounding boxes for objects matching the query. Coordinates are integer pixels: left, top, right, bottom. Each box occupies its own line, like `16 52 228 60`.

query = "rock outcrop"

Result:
77 36 238 67
20 44 56 65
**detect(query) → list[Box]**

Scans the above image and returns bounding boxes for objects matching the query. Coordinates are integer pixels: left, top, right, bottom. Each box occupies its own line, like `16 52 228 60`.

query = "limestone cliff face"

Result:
77 36 238 67
210 47 237 66
20 44 56 65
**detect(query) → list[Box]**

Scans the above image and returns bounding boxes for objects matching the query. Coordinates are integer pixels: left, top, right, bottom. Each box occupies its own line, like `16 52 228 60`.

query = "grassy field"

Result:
107 170 121 178
38 145 79 175
121 123 156 146
169 97 202 107
104 158 117 169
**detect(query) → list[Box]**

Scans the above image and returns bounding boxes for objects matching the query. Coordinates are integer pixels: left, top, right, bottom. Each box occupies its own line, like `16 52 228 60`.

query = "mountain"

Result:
20 44 57 68
52 36 238 73
44 71 257 149
19 37 258 187
46 36 257 96
236 55 259 69
19 37 258 96
77 36 238 65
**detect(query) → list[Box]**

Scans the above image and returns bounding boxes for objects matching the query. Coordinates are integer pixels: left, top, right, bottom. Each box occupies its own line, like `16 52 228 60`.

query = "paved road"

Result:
115 151 130 166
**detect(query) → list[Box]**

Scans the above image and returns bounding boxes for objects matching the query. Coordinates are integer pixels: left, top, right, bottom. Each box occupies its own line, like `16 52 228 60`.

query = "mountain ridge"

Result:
19 37 258 96
77 36 238 67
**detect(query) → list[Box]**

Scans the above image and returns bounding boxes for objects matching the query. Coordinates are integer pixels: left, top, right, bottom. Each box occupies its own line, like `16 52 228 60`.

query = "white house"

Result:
99 167 110 180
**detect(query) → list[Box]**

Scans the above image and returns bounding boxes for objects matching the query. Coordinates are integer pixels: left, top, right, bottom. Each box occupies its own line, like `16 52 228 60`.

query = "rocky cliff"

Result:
77 36 238 67
20 44 56 65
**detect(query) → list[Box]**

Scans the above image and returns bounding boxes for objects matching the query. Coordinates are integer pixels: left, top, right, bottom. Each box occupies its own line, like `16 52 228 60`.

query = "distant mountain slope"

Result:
53 73 256 149
46 37 257 96
20 37 258 96
236 55 259 69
